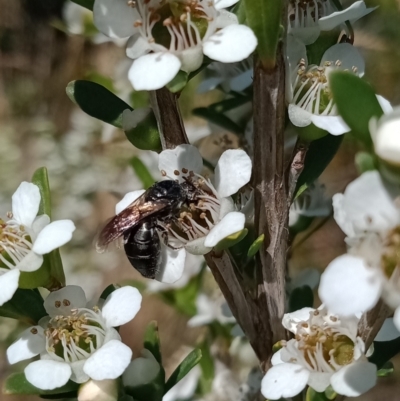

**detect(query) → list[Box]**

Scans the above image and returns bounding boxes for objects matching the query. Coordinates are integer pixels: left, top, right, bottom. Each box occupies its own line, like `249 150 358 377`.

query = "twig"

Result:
287 139 309 203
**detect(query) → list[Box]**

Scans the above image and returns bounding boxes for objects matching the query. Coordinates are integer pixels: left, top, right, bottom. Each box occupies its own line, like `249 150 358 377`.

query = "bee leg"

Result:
156 224 184 250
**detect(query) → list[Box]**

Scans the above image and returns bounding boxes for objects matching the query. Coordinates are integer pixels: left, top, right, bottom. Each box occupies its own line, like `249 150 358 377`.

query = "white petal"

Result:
333 171 400 236
84 340 132 380
44 285 87 317
330 361 377 397
373 112 400 164
214 0 239 10
322 43 365 77
204 212 245 247
375 318 400 341
214 149 252 197
310 115 350 135
12 182 40 228
93 0 139 39
0 269 20 306
215 10 238 28
288 104 312 127
128 53 181 91
158 144 203 181
261 363 309 400
282 308 314 333
156 244 186 283
32 220 76 255
123 351 160 387
203 25 257 63
393 307 400 332
289 25 320 46
31 215 50 239
376 95 393 114
122 109 151 131
308 372 332 393
162 365 200 401
187 314 214 327
319 255 383 316
16 251 43 272
7 326 45 364
25 360 71 390
115 190 146 215
271 349 284 366
179 47 204 73
319 1 376 31
102 286 142 327
185 237 212 255
78 379 118 401
126 33 150 59
70 360 90 384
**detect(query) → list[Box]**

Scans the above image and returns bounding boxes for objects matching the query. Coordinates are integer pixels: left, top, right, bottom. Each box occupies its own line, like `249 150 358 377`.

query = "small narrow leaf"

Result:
306 387 331 401
355 151 377 174
164 349 202 393
166 71 189 93
130 157 155 189
330 72 384 147
193 107 243 135
214 229 248 251
71 0 94 11
100 284 119 301
289 285 314 312
66 80 132 128
144 321 162 364
247 234 264 258
31 167 51 218
209 96 251 114
198 340 214 394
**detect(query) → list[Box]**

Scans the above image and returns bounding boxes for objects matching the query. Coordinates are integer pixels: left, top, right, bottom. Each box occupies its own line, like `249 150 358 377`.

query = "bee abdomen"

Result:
124 219 161 279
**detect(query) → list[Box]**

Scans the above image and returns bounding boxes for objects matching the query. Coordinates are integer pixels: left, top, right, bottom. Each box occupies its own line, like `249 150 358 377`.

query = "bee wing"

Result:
95 196 171 253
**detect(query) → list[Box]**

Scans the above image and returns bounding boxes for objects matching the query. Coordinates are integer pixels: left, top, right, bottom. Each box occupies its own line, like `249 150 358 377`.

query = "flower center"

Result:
129 0 215 52
44 303 106 363
381 226 400 277
289 0 334 28
0 214 33 269
292 59 358 115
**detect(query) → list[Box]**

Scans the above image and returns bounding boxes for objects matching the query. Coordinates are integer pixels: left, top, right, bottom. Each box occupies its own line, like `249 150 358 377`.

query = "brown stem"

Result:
287 139 309 203
150 88 189 149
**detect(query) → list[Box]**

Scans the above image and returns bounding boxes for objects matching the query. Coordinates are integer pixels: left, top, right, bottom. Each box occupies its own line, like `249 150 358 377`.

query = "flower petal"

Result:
289 25 320 46
156 244 186 283
261 363 310 400
375 318 400 341
78 379 118 401
185 237 212 255
7 326 45 364
158 144 203 181
333 171 399 236
288 104 312 127
319 255 383 316
31 215 50 239
319 1 376 31
203 25 257 63
25 360 71 390
70 360 89 384
102 286 142 327
282 308 314 333
12 182 40 228
271 349 284 365
128 53 181 91
126 33 150 59
214 0 239 10
0 269 20 306
308 372 332 393
330 361 377 397
16 251 43 272
215 9 238 28
93 0 139 39
44 285 87 316
84 340 132 380
115 190 146 215
393 307 400 332
32 220 76 255
322 43 365 77
204 212 245 247
213 149 252 197
122 108 151 131
310 115 350 136
123 350 160 387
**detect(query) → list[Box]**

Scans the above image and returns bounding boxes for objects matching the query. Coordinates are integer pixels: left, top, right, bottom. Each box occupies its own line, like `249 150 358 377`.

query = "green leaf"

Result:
100 284 119 301
296 134 343 194
193 107 243 135
165 349 202 393
355 151 377 174
166 71 189 93
244 0 283 67
209 96 251 114
198 340 214 395
71 0 94 11
130 157 155 189
247 234 264 258
31 167 51 217
119 396 135 401
66 80 132 128
0 288 46 324
330 72 384 148
124 112 162 152
306 30 341 66
3 372 79 396
377 361 394 377
306 387 331 401
144 321 162 364
289 285 314 313
369 336 400 369
214 229 248 251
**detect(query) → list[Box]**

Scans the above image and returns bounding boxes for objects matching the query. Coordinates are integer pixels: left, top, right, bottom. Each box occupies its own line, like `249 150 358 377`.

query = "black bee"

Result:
96 180 196 279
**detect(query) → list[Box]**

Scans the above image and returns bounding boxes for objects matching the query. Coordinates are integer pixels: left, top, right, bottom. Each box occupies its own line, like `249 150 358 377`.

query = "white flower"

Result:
318 171 400 323
0 182 76 306
78 379 118 401
261 306 377 399
287 40 367 136
93 0 257 90
7 285 141 390
118 144 251 284
370 107 400 165
187 293 236 327
288 0 376 45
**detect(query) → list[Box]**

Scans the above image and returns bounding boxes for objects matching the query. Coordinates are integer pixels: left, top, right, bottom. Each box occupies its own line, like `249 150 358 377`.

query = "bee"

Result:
96 180 196 279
